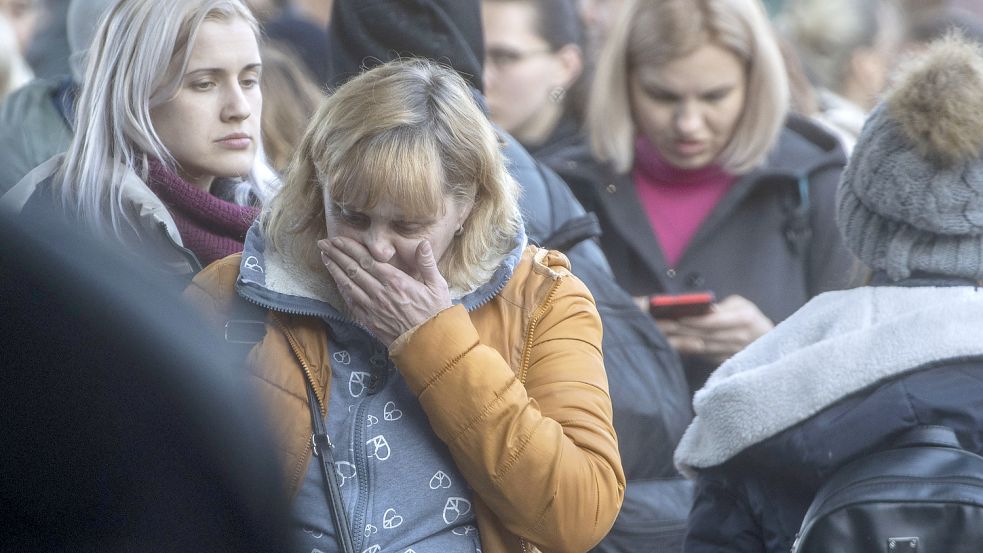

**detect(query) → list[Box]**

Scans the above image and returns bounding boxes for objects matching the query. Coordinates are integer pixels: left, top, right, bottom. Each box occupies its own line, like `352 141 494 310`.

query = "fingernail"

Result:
331 237 343 247
421 240 432 255
317 239 330 251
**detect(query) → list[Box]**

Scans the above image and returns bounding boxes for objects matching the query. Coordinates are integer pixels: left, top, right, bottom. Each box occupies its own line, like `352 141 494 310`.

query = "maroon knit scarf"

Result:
146 160 259 267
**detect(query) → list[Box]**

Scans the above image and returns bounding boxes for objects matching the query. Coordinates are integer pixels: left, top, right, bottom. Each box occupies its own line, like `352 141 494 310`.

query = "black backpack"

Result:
792 425 983 553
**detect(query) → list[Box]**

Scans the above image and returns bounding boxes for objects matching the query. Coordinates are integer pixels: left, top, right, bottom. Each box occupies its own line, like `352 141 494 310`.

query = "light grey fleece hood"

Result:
674 285 983 478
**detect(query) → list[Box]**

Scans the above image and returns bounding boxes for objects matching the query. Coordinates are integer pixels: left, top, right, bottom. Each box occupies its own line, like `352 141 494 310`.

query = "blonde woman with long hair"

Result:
558 0 857 393
186 58 625 553
3 0 276 274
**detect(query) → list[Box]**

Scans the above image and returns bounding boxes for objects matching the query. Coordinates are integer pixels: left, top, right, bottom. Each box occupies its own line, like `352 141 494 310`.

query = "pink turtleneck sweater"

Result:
631 135 736 266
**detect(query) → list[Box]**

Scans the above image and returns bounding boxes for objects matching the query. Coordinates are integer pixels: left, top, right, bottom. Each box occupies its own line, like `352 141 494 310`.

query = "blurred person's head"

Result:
589 0 788 174
66 0 116 83
482 0 585 147
903 7 983 54
264 58 523 293
0 197 290 552
58 0 269 237
244 0 285 22
259 41 323 172
837 34 983 281
578 0 624 59
293 0 333 28
0 13 33 98
0 0 39 54
328 0 484 92
780 0 902 111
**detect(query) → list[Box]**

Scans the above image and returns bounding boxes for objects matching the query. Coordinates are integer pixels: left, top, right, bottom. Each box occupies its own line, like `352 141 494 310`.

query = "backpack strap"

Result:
222 297 356 552
891 425 962 450
782 175 812 257
540 212 602 253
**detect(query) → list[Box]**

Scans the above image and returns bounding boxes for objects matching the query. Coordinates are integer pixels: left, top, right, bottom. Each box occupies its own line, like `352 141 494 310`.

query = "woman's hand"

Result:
318 236 452 347
654 294 773 364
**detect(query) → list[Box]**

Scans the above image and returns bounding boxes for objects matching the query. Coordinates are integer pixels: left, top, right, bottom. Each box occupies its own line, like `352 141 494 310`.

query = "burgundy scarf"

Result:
146 160 259 267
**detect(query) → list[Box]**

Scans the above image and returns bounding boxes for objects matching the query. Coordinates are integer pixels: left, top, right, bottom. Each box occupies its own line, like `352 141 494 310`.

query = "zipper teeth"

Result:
517 265 565 553
269 313 324 411
518 277 563 384
157 221 202 273
352 396 373 552
465 273 513 312
269 313 325 493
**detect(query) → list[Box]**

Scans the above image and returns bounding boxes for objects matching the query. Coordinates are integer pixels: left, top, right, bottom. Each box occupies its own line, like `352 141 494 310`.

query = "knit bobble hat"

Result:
836 34 983 281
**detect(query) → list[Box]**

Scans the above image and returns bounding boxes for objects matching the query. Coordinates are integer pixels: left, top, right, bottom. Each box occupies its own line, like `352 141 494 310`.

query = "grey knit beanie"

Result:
837 34 983 281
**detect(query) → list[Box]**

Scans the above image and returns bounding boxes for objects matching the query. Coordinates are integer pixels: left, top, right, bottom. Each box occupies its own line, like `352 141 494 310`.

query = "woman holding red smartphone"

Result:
558 0 858 391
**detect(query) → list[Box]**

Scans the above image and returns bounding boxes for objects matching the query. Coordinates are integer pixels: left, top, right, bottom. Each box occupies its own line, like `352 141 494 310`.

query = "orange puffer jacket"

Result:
185 245 625 553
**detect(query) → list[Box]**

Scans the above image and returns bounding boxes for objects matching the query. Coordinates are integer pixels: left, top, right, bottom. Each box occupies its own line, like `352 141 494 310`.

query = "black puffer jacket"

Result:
326 1 695 549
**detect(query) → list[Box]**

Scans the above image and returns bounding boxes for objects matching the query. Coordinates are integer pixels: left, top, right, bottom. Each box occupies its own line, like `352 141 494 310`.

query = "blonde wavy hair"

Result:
57 0 272 239
589 0 789 174
263 58 523 292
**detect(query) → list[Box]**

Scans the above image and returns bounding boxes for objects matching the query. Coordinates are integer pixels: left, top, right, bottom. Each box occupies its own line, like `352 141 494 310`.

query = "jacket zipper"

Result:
271 313 358 553
518 277 563 384
157 221 203 273
270 314 326 490
517 276 563 553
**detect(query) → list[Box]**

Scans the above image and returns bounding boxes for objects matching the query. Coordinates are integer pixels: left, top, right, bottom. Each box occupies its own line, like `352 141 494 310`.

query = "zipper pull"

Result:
311 432 333 457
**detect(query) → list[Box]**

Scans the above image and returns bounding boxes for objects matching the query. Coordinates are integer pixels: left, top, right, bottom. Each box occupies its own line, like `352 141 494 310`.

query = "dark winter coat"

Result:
557 115 859 390
673 280 983 553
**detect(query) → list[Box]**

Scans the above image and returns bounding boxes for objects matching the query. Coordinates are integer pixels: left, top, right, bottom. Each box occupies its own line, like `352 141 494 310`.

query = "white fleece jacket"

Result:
674 285 983 478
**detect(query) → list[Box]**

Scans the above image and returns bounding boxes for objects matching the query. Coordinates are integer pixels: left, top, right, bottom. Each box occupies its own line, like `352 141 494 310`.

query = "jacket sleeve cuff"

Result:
389 304 479 396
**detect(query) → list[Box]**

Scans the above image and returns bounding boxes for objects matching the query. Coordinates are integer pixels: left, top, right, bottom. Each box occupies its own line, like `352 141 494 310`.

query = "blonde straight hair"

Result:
589 0 789 174
57 0 271 239
263 58 523 292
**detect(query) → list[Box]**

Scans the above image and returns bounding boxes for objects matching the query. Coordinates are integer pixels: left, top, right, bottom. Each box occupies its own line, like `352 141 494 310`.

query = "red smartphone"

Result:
649 292 716 319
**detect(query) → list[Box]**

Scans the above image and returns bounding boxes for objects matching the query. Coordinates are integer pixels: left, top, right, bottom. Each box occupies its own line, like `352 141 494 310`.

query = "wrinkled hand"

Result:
318 236 452 347
654 295 774 365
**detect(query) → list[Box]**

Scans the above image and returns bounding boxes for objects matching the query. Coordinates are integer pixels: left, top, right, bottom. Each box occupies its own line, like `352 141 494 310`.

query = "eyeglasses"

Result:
485 47 554 69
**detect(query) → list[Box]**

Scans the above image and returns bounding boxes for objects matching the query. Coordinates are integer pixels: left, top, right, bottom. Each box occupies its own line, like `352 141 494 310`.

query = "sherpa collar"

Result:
674 285 983 478
235 220 527 319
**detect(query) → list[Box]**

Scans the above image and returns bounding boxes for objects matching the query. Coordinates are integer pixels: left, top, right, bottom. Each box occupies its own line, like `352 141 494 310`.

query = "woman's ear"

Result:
555 43 585 89
457 198 476 229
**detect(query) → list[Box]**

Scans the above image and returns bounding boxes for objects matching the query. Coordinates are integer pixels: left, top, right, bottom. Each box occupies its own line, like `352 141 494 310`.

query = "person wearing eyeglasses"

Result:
481 0 588 174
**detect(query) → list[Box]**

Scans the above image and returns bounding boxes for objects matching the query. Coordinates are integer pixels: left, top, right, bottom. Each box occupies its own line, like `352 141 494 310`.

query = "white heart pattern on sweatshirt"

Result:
383 508 404 529
429 470 452 489
383 401 403 421
443 497 472 525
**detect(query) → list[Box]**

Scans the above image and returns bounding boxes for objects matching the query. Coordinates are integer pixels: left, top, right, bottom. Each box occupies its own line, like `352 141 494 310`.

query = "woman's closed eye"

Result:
642 87 680 103
393 221 428 236
336 206 370 228
701 86 734 103
191 80 217 91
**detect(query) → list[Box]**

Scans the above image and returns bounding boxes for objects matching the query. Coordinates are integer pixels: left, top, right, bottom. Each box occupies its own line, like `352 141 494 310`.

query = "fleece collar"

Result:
674 285 983 478
235 220 527 320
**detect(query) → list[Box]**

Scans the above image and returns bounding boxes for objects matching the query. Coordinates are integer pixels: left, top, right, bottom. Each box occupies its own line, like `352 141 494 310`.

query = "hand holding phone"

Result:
653 294 774 363
649 292 716 319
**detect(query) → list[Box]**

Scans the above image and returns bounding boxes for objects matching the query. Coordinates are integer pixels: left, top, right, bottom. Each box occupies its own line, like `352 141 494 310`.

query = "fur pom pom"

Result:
888 33 983 166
